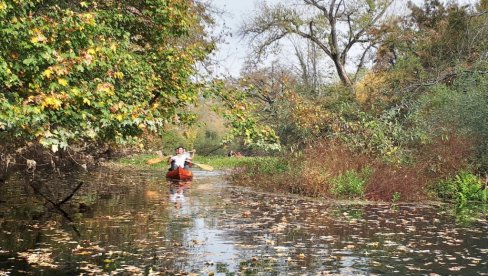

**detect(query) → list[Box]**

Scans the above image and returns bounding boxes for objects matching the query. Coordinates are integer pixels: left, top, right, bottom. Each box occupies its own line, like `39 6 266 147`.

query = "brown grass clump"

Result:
364 164 427 201
231 135 474 202
297 141 372 197
364 135 473 201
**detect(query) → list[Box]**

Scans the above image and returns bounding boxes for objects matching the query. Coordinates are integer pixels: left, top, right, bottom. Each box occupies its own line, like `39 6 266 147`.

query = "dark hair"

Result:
176 146 184 150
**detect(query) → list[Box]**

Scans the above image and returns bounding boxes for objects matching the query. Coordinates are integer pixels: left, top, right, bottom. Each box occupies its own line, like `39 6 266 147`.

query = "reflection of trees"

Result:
0 169 196 270
75 174 189 247
29 179 82 237
2 169 486 274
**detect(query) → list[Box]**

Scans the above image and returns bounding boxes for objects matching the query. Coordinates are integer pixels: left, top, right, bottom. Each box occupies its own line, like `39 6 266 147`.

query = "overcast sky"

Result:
210 0 270 77
210 0 479 77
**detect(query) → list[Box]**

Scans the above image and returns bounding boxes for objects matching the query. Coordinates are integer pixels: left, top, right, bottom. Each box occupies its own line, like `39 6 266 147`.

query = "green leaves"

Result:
0 0 214 151
211 80 281 151
434 171 487 204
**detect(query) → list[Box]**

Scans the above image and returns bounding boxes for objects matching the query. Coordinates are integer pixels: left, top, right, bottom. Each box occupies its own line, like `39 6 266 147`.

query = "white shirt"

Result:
171 154 188 168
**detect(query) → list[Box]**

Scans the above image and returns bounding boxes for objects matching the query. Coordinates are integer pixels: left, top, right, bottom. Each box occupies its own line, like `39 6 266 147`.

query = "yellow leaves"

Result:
23 92 64 111
284 91 328 131
96 83 114 96
87 48 96 55
42 66 69 79
30 29 47 44
71 87 81 96
42 69 53 79
41 96 62 110
0 2 7 11
79 13 96 26
151 102 160 109
57 78 68 86
83 98 91 106
83 48 96 65
113 71 124 79
355 72 389 105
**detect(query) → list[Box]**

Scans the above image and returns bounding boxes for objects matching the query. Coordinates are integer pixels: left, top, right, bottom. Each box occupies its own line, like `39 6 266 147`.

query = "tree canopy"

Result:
0 0 213 152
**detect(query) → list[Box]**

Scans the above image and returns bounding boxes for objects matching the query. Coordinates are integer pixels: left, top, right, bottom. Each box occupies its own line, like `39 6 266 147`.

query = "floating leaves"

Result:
0 170 487 274
18 249 58 268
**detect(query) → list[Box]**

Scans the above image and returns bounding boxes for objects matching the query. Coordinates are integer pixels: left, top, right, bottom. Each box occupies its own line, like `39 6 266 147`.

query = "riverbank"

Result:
118 152 488 207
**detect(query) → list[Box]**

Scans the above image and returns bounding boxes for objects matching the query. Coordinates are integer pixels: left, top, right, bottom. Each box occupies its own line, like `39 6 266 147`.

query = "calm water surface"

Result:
0 167 487 275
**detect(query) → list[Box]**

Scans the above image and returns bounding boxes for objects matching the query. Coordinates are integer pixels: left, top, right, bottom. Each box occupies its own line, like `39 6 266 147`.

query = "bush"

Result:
330 168 372 199
416 61 488 172
433 171 487 204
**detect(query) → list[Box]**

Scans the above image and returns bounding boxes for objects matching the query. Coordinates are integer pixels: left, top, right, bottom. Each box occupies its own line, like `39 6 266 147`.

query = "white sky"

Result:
210 0 479 78
210 0 273 77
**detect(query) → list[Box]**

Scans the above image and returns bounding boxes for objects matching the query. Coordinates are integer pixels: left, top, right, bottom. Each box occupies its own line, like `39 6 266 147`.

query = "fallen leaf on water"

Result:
448 266 465 271
18 250 58 268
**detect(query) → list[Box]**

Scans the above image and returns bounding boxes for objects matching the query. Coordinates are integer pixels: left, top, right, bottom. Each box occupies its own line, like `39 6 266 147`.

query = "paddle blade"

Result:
193 162 214 171
146 156 166 165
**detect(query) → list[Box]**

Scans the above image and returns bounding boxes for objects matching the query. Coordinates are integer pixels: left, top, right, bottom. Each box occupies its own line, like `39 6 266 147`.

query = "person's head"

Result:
175 146 184 155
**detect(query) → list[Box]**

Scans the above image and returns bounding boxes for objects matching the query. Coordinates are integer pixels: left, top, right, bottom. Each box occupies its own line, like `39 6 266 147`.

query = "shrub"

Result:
330 168 372 199
416 62 488 172
433 171 487 204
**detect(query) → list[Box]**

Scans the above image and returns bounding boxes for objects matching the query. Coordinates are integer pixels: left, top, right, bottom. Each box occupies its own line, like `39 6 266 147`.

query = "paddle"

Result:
146 156 214 171
189 162 214 171
146 156 167 165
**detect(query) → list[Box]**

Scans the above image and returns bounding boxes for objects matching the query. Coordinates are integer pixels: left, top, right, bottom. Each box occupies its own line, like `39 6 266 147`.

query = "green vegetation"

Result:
0 0 279 182
1 0 487 208
330 168 372 199
0 0 212 150
117 154 272 171
433 171 488 204
228 0 488 206
194 156 279 171
391 192 401 204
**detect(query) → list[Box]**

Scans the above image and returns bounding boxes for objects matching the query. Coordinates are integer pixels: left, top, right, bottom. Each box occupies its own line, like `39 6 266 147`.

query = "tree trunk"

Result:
332 56 353 88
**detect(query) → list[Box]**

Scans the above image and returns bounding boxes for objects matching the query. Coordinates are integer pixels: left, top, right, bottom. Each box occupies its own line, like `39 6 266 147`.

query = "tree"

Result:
240 62 295 108
0 0 214 154
240 0 393 89
209 79 281 151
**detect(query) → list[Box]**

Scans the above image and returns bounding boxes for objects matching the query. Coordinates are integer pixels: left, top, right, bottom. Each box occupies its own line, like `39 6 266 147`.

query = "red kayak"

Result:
166 167 193 181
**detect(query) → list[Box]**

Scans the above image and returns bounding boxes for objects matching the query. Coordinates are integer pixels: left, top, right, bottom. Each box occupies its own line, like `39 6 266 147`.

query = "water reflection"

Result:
168 181 191 209
0 168 486 275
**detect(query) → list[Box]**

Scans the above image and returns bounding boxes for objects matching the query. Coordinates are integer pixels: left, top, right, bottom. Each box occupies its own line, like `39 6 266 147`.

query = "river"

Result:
0 167 487 275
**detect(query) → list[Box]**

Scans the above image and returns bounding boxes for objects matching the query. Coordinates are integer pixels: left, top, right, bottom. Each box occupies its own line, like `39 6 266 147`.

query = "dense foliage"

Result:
0 0 213 152
232 0 488 202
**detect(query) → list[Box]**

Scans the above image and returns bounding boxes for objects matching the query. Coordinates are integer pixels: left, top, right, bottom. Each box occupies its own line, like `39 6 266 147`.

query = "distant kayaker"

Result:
228 150 243 158
168 146 195 170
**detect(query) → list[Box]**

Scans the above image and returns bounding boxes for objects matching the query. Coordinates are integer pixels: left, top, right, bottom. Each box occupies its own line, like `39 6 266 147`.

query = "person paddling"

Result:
168 146 195 170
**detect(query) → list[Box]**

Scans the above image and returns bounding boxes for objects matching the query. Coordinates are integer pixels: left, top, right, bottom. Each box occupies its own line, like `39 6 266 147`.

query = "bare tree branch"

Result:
240 0 394 89
353 43 374 82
